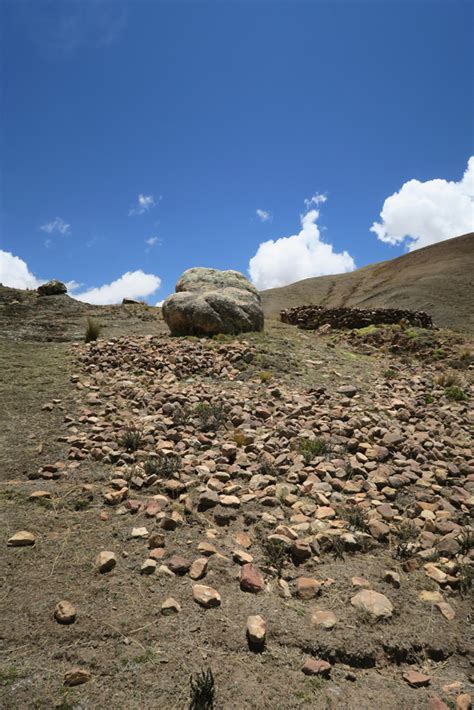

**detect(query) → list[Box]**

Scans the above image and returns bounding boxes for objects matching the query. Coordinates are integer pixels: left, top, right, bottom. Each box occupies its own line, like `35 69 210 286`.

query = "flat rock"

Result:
311 609 337 629
403 670 432 687
192 584 221 608
301 658 332 677
351 589 393 619
161 597 181 615
189 557 208 580
8 531 36 547
63 668 92 686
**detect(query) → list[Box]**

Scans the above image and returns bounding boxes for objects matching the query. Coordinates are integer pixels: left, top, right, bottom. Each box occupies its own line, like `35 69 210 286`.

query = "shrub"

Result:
458 529 473 555
120 425 143 452
261 537 288 577
338 503 369 531
85 317 101 343
189 668 215 710
298 437 329 464
232 430 247 447
383 369 397 379
258 370 272 384
329 536 345 560
194 402 226 431
144 452 181 478
435 371 462 388
445 386 468 402
394 520 419 559
424 394 434 404
458 563 473 597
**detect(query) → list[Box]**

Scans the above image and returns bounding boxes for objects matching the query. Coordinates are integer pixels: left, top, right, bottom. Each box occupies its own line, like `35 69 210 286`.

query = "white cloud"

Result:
256 209 271 223
371 157 474 251
40 217 70 235
145 236 159 246
155 299 165 307
304 192 327 209
73 270 161 305
248 201 356 290
0 250 43 290
128 194 157 216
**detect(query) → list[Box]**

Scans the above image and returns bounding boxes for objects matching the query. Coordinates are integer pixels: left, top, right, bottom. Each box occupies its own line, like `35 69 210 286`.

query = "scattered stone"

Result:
131 527 149 539
192 584 221 608
54 601 76 624
311 610 337 630
383 570 401 588
351 590 393 619
301 658 332 678
95 551 117 573
189 557 208 580
240 564 265 593
246 615 266 650
161 597 181 615
167 555 191 575
140 558 157 575
7 531 36 547
403 670 432 688
436 601 455 621
63 668 92 686
296 577 321 600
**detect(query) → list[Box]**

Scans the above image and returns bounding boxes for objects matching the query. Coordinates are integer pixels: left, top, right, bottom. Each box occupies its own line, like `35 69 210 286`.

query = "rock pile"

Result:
280 304 433 330
162 267 264 336
37 280 68 296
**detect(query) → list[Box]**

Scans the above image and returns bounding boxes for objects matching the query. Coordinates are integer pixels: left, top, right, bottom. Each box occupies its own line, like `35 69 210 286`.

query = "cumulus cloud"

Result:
248 201 356 290
256 209 271 222
0 250 43 289
40 217 70 235
304 192 327 209
371 157 474 251
128 194 157 216
73 270 161 305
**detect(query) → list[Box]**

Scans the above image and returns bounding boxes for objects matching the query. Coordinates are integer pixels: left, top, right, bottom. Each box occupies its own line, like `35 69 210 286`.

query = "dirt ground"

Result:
0 302 472 710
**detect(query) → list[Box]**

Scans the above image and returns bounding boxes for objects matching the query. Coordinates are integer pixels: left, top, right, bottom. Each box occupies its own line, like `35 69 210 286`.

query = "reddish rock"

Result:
301 658 331 677
403 670 432 687
240 564 265 593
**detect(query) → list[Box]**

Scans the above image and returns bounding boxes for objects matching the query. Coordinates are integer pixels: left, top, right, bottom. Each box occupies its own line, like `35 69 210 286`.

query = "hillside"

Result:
261 233 474 332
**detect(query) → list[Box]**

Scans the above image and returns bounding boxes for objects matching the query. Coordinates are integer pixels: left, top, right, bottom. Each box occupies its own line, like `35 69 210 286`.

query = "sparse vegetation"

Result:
383 368 397 379
457 563 473 597
232 429 247 447
445 385 468 401
329 536 345 560
261 537 288 577
144 452 182 478
258 370 272 383
194 402 226 431
297 437 329 464
394 520 419 559
458 529 473 555
424 394 434 404
189 668 215 710
120 425 143 452
0 666 19 687
435 370 462 388
85 317 101 343
338 503 369 531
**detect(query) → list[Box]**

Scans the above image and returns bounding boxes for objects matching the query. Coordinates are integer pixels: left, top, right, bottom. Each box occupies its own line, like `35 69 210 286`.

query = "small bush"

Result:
435 371 462 388
394 520 419 559
298 437 329 464
329 536 345 561
424 394 434 404
189 668 215 710
194 402 226 431
85 317 101 343
258 370 272 384
144 452 181 478
445 386 468 402
172 405 191 426
232 430 247 447
120 425 143 452
338 503 368 531
383 369 397 379
458 563 473 597
261 537 288 577
458 529 473 555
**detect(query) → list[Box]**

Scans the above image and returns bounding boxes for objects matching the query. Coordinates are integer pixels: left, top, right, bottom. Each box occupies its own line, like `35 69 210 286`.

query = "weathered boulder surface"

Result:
162 267 264 336
37 280 67 296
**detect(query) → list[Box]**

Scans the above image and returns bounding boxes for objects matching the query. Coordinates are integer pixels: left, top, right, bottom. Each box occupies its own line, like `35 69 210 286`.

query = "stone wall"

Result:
280 304 433 330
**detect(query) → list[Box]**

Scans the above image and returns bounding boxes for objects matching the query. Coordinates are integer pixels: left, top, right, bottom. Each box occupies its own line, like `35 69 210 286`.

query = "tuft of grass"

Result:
394 520 419 559
445 386 468 402
435 371 462 388
457 563 473 597
232 430 247 447
298 437 329 465
189 668 215 710
0 667 19 687
261 537 288 577
458 529 473 555
85 317 101 343
144 452 181 479
338 503 369 531
383 369 397 379
424 394 434 404
258 370 272 384
329 536 345 561
133 648 158 665
194 402 226 431
120 425 143 452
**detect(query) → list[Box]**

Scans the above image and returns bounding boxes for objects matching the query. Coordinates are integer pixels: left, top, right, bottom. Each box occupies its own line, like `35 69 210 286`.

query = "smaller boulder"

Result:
37 280 67 296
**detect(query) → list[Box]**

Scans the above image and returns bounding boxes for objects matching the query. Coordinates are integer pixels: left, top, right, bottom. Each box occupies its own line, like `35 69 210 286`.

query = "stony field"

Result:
0 313 472 709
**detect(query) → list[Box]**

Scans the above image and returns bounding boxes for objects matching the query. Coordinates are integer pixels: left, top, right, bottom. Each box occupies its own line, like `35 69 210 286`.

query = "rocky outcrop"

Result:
37 280 67 296
280 304 433 330
162 267 264 336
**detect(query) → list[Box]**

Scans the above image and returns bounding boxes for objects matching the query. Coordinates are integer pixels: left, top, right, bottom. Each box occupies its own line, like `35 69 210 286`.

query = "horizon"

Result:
1 0 473 305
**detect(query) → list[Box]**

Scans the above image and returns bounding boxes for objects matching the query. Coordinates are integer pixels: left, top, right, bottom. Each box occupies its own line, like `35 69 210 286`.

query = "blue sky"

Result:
1 0 473 303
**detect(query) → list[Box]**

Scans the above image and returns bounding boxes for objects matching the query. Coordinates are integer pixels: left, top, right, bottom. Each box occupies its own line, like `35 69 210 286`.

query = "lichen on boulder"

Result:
162 267 264 336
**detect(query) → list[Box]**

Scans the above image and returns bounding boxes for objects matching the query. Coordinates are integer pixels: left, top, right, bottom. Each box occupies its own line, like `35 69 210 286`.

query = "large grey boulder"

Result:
162 267 264 336
37 280 67 296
